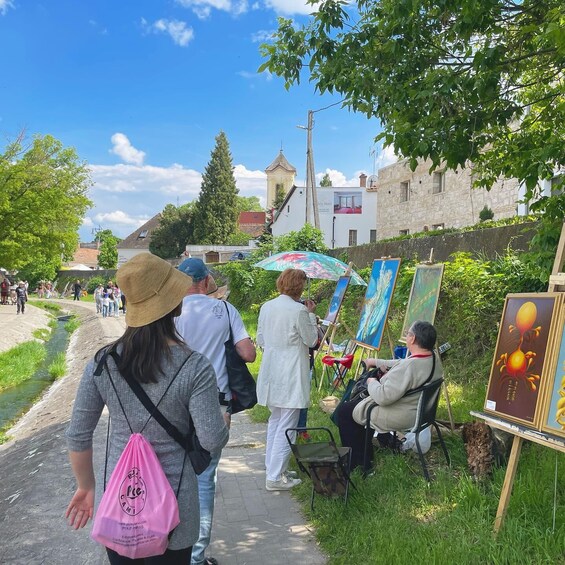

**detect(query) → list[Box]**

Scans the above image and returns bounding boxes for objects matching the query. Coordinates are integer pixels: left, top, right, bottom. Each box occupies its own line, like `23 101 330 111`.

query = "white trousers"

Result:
265 407 300 482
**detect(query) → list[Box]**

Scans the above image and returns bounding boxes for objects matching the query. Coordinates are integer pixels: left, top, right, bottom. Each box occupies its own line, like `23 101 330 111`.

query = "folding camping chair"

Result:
321 340 357 392
285 427 356 511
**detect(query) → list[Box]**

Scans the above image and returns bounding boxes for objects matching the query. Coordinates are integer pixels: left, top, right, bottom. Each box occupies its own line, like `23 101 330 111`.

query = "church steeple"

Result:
265 150 296 209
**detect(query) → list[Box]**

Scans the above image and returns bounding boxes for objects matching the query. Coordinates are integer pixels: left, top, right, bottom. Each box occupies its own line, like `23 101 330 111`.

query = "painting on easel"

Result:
541 304 565 439
355 258 401 350
484 293 563 427
324 276 351 324
400 263 444 342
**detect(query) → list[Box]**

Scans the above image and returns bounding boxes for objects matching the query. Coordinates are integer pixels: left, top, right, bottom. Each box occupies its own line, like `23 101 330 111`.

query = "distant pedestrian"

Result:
73 280 82 301
1 277 9 305
94 284 104 314
102 292 110 318
120 292 126 314
15 281 28 314
113 286 121 317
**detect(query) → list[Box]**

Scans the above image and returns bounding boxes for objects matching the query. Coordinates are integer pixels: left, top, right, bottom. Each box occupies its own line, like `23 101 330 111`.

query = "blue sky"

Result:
0 0 394 240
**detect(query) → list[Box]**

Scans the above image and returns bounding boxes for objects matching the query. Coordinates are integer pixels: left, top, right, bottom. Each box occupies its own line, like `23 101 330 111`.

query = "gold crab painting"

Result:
484 293 563 427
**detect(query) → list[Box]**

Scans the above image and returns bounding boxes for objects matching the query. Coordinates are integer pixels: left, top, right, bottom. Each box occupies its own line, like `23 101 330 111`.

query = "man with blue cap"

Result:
175 257 256 565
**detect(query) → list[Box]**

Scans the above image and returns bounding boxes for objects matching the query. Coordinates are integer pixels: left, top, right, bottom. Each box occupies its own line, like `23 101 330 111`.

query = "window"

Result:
433 172 445 194
432 223 445 230
348 230 358 246
399 229 409 236
370 229 377 243
138 230 148 239
400 181 410 202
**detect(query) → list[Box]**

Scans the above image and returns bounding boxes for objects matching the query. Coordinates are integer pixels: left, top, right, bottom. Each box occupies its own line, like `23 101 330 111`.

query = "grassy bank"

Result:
0 342 46 393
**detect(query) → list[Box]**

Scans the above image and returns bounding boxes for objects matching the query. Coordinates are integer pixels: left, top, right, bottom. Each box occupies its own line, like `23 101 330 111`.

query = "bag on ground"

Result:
91 433 180 559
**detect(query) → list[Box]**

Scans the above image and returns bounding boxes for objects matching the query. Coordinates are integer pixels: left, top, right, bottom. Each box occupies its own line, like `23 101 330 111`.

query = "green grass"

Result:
0 341 46 392
27 300 62 314
64 314 80 333
32 328 51 341
237 306 565 564
48 352 67 379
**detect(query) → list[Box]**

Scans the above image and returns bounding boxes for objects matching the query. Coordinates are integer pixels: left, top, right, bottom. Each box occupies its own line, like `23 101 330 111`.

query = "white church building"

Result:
267 152 377 249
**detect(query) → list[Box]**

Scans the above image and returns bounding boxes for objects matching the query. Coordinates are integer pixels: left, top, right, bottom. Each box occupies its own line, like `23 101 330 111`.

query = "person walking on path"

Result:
175 258 256 565
256 268 318 491
73 279 82 301
65 253 229 564
15 281 28 314
1 276 9 305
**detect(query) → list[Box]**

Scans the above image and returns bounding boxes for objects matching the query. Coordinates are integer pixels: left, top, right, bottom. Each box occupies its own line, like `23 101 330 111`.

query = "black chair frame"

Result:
363 378 450 481
285 427 356 510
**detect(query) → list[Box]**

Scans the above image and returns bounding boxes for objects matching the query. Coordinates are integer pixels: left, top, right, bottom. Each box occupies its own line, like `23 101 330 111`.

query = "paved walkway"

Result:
0 301 51 353
0 299 326 564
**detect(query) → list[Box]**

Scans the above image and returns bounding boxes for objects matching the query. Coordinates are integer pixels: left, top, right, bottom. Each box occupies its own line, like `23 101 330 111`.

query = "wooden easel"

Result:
474 221 565 533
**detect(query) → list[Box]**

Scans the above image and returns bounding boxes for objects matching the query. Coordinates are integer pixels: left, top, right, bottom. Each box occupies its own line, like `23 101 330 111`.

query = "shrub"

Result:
479 205 494 221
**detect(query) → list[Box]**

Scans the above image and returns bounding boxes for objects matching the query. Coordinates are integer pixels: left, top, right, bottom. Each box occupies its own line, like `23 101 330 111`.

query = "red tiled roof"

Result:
70 247 99 267
238 211 266 225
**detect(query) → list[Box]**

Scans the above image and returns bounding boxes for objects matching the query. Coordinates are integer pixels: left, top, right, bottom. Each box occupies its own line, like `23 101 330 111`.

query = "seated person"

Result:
337 321 443 470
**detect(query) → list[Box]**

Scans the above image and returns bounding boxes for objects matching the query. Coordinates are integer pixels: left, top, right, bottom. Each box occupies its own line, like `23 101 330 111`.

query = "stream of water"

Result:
0 315 70 429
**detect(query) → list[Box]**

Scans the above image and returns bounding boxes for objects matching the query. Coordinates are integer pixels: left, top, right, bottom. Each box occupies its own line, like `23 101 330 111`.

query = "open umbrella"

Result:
254 251 366 285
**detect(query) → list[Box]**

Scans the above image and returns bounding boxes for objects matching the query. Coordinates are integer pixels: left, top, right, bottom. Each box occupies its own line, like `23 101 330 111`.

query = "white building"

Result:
271 173 378 249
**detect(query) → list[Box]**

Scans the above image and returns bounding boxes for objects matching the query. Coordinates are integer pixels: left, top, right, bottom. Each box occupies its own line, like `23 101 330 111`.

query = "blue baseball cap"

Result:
177 258 210 282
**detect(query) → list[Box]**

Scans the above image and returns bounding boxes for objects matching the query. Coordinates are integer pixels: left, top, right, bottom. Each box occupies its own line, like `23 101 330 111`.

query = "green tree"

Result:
193 132 239 244
236 196 263 214
275 223 327 253
320 173 332 187
97 230 120 269
260 0 564 209
0 134 92 271
150 203 195 259
479 205 495 222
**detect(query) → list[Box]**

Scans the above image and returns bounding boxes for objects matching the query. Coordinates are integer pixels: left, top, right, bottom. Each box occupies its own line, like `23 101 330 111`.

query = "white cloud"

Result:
374 144 398 169
0 1 13 15
251 29 275 43
83 161 268 239
264 0 317 16
175 0 248 17
110 133 146 166
141 18 194 47
316 168 364 188
237 70 272 81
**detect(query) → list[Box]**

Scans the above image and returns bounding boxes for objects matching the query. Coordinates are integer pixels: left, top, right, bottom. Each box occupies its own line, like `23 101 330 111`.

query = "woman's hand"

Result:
303 299 316 313
66 487 94 529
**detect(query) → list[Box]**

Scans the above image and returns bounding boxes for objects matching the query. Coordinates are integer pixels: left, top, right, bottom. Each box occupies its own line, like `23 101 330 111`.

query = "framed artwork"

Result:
355 258 401 350
324 276 351 324
484 293 563 427
400 263 444 342
541 304 565 438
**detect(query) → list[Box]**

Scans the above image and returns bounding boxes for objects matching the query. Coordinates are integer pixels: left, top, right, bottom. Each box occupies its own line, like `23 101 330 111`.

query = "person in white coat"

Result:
256 268 318 491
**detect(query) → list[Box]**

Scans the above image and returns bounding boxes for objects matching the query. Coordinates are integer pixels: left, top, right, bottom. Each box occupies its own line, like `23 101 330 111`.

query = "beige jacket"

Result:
353 354 443 431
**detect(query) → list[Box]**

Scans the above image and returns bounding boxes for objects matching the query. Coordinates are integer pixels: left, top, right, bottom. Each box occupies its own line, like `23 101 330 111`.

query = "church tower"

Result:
265 150 296 210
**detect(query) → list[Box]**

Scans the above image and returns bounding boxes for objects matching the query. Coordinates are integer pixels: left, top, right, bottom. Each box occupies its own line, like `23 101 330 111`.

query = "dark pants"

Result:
337 399 372 470
16 297 25 314
106 546 192 565
73 291 80 301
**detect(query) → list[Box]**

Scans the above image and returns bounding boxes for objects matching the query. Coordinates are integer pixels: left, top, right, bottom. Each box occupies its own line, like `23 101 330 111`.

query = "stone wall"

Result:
330 222 537 268
375 159 521 240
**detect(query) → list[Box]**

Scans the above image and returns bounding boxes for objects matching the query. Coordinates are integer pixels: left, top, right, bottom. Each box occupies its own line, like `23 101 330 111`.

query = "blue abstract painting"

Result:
356 259 401 350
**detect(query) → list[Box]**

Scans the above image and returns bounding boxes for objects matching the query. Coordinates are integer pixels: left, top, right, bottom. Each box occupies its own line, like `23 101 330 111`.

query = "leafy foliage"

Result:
0 134 92 271
150 203 195 259
478 205 494 222
193 131 239 244
260 0 564 205
320 172 332 187
274 223 328 253
97 229 120 269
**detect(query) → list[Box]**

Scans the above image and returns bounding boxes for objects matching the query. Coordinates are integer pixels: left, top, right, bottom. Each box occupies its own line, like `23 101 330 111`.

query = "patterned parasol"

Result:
254 251 366 285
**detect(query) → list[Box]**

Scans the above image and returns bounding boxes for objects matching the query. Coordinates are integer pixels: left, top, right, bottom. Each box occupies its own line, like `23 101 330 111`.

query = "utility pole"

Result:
298 110 320 229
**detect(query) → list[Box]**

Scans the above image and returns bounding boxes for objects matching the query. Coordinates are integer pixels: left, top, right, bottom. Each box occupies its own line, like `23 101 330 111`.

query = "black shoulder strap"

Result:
223 300 234 341
405 353 437 396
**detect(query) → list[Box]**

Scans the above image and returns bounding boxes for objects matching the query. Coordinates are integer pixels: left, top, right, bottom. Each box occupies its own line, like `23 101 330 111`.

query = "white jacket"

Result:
256 294 319 409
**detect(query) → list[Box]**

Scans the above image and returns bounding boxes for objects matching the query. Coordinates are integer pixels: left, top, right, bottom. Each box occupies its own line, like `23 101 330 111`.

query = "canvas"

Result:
355 259 401 350
400 263 444 342
541 304 565 438
484 293 562 427
324 276 351 324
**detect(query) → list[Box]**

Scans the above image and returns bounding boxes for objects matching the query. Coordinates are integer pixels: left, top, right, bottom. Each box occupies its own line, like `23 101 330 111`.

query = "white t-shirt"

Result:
175 294 249 400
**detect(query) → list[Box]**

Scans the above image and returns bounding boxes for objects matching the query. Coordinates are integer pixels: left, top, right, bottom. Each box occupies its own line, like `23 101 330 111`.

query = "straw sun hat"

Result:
117 253 192 327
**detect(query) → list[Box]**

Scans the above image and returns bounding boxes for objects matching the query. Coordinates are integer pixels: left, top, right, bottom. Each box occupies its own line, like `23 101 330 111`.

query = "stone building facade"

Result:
374 159 520 240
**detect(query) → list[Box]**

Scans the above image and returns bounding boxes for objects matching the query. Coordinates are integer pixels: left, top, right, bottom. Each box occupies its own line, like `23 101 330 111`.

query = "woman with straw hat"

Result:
65 253 229 564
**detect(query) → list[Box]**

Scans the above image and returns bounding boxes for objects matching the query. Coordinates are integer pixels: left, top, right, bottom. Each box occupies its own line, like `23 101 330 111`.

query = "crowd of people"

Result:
63 254 440 564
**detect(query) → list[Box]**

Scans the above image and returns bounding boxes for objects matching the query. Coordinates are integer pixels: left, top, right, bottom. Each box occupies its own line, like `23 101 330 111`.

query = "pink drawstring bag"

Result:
91 433 180 559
